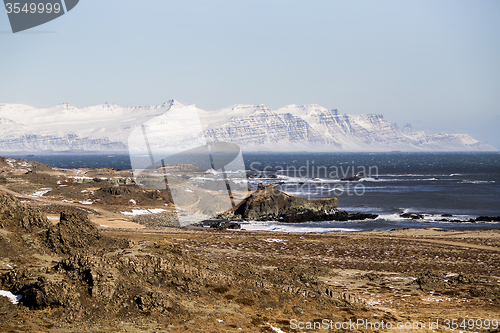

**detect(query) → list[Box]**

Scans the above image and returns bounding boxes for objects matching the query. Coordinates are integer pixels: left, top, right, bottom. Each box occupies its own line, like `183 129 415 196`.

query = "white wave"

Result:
251 175 452 185
376 211 478 223
240 221 362 233
190 176 218 181
375 213 407 222
348 178 408 182
460 180 495 184
359 177 383 182
363 177 451 182
381 173 429 177
230 178 248 185
269 174 334 183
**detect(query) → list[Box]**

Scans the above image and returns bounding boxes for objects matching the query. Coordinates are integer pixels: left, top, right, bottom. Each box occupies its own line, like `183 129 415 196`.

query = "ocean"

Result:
6 151 500 233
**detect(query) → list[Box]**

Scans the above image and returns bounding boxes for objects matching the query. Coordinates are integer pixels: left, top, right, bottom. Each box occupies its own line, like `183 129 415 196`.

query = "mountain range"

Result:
0 100 496 152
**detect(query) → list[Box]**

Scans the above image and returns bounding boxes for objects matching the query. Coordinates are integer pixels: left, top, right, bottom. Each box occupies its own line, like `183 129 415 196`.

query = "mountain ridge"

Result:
0 100 496 152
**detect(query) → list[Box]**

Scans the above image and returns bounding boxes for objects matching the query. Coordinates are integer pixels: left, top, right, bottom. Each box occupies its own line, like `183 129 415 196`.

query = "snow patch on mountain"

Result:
0 101 496 152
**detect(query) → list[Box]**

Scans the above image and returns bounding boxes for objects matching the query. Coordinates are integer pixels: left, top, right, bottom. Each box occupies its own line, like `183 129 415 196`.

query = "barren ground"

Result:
0 157 499 332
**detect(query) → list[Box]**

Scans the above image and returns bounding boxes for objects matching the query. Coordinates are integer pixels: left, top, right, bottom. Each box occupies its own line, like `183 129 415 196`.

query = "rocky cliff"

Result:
205 104 496 151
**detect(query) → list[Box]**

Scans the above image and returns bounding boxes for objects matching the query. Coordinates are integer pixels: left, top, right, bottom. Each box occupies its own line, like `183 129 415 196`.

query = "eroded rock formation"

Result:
234 184 338 220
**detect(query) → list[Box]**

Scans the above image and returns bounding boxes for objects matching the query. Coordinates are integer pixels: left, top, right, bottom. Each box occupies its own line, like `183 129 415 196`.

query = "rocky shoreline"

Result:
2 156 498 230
400 212 500 223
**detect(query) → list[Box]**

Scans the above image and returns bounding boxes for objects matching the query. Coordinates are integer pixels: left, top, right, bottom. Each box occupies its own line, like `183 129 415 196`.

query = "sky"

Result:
1 0 499 148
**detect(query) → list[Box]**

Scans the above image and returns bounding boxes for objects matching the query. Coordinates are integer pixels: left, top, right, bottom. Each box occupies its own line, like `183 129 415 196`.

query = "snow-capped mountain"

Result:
203 104 496 151
0 100 496 152
0 100 182 152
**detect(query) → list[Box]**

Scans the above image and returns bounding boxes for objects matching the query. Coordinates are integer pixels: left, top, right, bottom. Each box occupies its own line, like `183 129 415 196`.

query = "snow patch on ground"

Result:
1 261 13 269
149 208 167 214
267 323 286 333
120 208 167 216
264 238 287 243
30 188 51 197
0 290 22 305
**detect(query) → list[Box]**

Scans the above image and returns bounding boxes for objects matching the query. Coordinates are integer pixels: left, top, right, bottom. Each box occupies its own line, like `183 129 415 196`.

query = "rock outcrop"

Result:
0 190 51 232
45 211 128 255
46 212 102 254
233 184 338 220
230 184 378 222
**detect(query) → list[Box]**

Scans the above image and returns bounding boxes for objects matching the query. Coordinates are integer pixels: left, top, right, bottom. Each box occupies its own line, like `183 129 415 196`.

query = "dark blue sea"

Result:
240 152 500 232
5 152 500 232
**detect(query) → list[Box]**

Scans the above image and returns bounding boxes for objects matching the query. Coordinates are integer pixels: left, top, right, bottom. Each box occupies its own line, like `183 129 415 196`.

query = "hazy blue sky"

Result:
1 0 499 148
